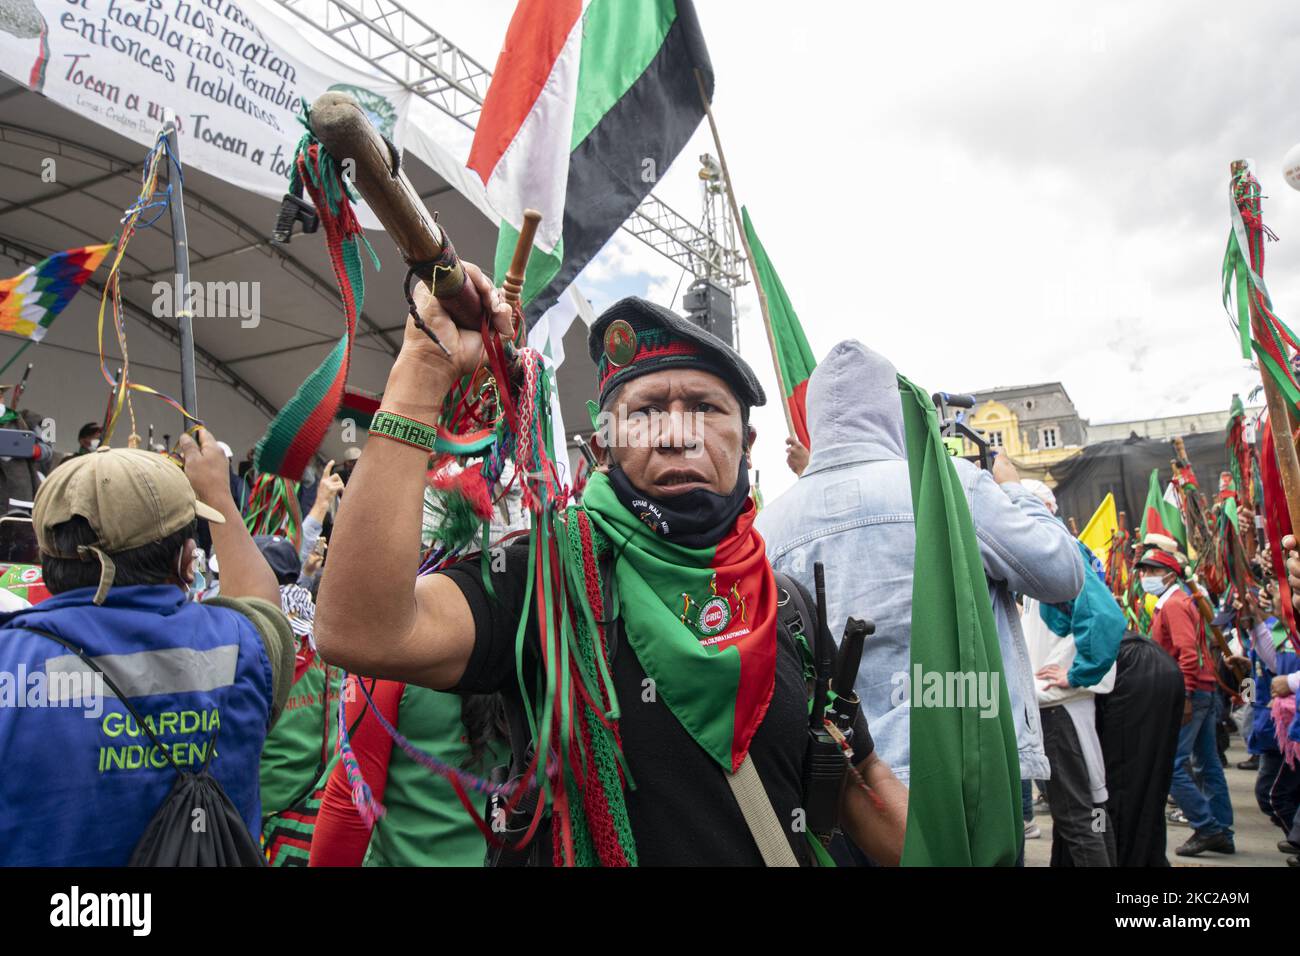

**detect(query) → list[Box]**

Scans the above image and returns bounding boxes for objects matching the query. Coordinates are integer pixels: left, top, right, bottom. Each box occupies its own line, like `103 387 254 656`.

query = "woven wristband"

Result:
369 410 439 452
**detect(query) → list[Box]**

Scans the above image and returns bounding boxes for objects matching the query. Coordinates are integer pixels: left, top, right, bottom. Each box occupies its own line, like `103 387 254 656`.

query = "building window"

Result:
1040 427 1059 449
987 430 1004 448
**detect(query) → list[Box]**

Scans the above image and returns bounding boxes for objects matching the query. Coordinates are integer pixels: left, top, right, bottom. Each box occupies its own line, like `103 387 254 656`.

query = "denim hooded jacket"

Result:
756 341 1083 783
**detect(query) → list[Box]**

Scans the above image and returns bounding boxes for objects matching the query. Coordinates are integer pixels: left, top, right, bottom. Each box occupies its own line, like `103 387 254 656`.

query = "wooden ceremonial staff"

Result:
310 92 487 334
162 111 198 423
9 362 32 410
1164 439 1251 679
502 209 543 309
1109 510 1129 598
1233 159 1300 540
1163 440 1249 680
694 69 796 441
1190 588 1250 683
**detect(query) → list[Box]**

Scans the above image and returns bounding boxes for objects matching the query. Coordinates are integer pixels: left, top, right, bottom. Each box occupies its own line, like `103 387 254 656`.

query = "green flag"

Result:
1138 468 1186 550
898 376 1020 866
742 207 817 446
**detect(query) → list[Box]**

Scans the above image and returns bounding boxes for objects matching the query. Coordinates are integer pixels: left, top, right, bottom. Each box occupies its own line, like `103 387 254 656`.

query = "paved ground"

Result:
1024 733 1290 867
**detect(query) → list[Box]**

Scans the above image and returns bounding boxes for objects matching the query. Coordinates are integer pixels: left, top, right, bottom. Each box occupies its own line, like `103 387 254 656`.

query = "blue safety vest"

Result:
0 585 273 865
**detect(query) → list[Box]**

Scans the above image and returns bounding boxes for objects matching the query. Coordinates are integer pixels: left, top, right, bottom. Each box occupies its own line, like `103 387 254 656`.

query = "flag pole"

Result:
0 339 33 378
1232 159 1300 536
694 69 796 441
162 112 198 425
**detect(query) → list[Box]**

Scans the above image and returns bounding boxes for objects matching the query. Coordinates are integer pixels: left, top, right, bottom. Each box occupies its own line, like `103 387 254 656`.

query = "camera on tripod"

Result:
931 392 995 470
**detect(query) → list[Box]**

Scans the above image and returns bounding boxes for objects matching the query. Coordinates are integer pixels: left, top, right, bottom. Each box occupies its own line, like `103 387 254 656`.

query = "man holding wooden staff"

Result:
314 263 908 867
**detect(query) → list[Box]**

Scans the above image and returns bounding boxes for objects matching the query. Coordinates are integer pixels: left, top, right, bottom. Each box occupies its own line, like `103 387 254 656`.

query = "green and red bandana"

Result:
582 471 777 773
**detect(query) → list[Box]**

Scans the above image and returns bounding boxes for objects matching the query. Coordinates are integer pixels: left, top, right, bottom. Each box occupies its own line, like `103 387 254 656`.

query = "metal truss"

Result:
625 195 745 288
273 0 748 289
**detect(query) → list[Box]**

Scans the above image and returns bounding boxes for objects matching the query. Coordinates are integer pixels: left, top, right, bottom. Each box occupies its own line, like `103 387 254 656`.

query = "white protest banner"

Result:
0 0 415 215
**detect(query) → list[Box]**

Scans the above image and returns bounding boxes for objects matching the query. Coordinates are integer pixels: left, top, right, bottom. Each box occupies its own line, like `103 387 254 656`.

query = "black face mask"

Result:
607 456 751 549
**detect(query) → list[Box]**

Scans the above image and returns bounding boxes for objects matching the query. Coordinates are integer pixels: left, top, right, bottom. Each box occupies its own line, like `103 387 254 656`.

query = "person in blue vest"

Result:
0 428 294 865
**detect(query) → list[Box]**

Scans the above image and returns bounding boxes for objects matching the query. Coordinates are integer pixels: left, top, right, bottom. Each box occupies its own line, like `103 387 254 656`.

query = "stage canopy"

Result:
0 0 616 469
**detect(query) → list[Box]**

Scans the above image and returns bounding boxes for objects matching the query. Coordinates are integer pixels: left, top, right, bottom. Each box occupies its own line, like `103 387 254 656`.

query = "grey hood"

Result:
804 340 906 474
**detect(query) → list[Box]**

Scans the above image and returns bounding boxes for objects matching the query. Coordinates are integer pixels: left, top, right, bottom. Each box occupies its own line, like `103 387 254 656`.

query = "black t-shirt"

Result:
442 542 872 866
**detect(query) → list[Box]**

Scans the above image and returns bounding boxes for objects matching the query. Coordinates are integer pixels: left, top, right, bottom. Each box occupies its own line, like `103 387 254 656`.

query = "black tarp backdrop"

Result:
1049 431 1230 531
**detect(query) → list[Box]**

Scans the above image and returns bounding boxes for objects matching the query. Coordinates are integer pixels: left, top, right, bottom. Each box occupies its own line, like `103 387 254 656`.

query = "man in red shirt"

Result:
1138 544 1234 857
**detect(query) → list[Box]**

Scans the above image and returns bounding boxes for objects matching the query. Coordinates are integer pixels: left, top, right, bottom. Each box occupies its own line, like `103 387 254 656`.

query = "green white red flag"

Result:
468 0 714 326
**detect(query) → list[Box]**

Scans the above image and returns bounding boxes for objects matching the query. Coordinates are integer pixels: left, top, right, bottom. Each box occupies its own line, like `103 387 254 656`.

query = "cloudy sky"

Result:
439 0 1300 498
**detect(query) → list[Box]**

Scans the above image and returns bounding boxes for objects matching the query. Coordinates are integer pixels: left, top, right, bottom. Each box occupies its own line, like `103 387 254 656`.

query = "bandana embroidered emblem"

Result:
698 596 731 635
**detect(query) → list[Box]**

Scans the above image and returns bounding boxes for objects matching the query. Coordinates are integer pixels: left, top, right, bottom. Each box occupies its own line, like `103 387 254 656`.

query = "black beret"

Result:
587 297 765 409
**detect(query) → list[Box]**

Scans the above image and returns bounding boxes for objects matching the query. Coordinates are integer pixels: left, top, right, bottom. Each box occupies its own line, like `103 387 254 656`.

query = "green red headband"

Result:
588 296 766 411
1136 549 1182 576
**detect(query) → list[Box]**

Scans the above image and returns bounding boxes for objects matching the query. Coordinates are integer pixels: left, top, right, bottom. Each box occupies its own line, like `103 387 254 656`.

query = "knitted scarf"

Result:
255 108 378 481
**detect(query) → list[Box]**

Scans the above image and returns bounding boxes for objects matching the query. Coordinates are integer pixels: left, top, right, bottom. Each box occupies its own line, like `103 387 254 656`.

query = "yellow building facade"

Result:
961 399 1081 480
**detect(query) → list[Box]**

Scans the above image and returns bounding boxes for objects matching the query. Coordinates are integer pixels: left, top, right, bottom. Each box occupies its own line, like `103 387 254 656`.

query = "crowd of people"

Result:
0 262 1290 868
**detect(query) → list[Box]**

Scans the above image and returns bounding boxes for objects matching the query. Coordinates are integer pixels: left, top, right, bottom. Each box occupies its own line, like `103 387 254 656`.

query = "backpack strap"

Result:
22 625 185 776
725 752 799 867
774 572 832 691
714 572 834 868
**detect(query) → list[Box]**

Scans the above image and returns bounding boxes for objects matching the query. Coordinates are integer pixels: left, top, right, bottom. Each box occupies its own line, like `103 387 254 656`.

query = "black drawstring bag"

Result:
128 762 265 866
29 626 266 867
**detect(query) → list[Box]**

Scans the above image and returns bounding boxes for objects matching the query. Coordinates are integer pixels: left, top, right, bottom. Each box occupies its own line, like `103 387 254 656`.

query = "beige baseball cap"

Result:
33 447 224 603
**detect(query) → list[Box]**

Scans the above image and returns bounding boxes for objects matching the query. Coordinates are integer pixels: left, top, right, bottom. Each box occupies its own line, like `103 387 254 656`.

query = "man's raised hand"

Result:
403 262 514 391
991 452 1020 485
179 427 235 512
318 460 344 503
785 436 809 476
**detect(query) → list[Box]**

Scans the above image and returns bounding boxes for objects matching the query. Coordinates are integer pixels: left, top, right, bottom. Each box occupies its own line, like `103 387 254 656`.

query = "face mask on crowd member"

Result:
1140 573 1171 596
1135 545 1182 598
76 422 102 452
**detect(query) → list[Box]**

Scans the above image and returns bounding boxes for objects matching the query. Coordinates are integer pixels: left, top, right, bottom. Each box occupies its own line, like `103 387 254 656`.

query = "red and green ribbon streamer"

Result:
1223 164 1300 416
254 105 378 481
242 472 302 548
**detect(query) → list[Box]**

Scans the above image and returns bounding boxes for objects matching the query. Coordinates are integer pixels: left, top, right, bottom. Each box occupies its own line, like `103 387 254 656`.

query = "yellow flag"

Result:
1078 492 1118 565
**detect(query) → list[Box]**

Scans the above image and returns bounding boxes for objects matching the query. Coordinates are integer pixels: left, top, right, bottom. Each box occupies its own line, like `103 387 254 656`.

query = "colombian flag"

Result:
1138 468 1187 550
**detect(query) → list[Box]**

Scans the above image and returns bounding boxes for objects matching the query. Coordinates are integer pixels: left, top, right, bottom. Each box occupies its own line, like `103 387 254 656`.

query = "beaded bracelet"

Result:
368 410 438 452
